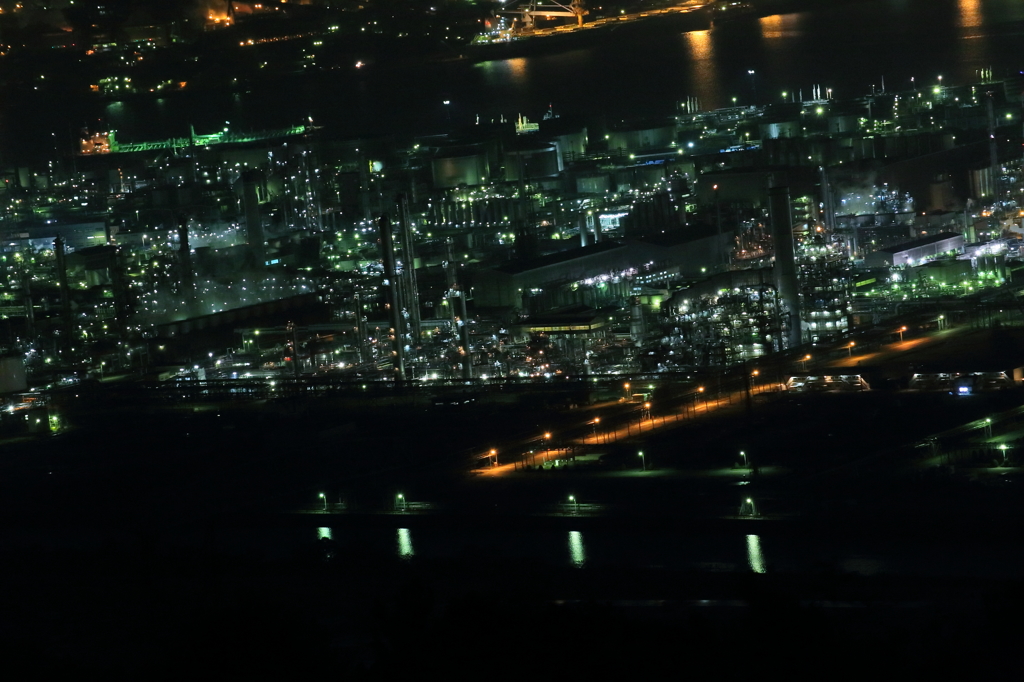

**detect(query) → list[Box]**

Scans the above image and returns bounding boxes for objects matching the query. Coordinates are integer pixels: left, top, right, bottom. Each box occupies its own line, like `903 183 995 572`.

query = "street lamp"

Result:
319 492 326 511
698 386 707 411
746 497 758 517
800 354 811 372
739 450 748 467
568 494 578 513
999 443 1009 465
396 493 405 512
623 382 631 399
898 326 907 343
938 314 946 330
490 448 498 466
847 341 856 357
592 416 600 442
638 450 645 471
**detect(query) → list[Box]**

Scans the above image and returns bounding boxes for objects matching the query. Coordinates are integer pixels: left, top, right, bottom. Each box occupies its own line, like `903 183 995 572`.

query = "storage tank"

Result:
827 114 858 134
550 129 588 167
759 120 801 139
431 146 490 189
576 173 611 194
607 120 676 151
505 141 561 182
0 355 27 395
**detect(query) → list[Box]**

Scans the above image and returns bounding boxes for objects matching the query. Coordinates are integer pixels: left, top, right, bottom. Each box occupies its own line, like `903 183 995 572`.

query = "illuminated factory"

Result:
3 65 1024 417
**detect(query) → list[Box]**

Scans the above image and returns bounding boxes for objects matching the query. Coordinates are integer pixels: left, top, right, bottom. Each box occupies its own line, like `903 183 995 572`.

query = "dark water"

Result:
6 523 1018 579
3 0 1024 163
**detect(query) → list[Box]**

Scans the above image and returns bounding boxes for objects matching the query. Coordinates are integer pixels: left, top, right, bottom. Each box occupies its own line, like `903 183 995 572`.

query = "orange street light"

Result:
898 325 908 342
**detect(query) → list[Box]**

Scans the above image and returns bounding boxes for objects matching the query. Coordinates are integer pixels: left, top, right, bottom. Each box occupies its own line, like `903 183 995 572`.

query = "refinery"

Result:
2 2 1023 675
4 63 1024 425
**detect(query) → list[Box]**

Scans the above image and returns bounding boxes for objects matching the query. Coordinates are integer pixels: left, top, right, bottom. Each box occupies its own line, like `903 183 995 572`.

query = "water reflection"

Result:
957 0 982 28
397 528 415 558
954 0 990 80
317 527 332 541
568 530 586 568
476 57 529 88
758 14 796 39
681 30 720 110
746 534 767 573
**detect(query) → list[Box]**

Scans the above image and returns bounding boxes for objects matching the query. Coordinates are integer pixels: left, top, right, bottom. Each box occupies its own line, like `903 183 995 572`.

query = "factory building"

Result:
864 232 965 268
473 227 733 310
473 241 660 309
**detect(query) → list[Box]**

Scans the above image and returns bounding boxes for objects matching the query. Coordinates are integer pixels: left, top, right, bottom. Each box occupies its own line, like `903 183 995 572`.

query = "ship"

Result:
466 1 713 62
709 1 757 23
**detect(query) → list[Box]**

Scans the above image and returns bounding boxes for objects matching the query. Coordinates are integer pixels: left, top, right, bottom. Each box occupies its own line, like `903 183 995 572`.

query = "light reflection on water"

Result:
317 527 332 541
746 534 767 573
568 530 586 568
397 528 415 558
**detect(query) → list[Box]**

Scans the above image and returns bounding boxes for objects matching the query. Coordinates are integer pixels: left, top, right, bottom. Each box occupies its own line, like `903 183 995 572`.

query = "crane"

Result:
502 1 589 30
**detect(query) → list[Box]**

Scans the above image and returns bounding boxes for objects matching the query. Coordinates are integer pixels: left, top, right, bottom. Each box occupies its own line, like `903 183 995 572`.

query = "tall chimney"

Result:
53 235 71 351
768 186 802 349
241 170 265 269
378 214 406 381
397 195 421 345
177 215 194 300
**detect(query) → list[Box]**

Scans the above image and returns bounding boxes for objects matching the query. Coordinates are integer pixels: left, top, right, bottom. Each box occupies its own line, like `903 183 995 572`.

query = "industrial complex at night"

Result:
0 0 1021 676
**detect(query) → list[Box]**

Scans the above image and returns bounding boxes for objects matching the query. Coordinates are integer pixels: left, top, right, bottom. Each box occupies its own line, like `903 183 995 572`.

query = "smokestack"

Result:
241 170 265 269
353 287 370 364
177 215 194 300
53 235 71 351
579 212 590 247
397 195 421 345
22 273 35 338
457 288 472 380
714 184 726 269
378 214 406 381
768 185 802 349
442 237 471 378
987 93 999 196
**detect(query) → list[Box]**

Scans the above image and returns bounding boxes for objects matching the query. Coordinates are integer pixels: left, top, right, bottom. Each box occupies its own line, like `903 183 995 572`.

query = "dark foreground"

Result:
1 381 1022 677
